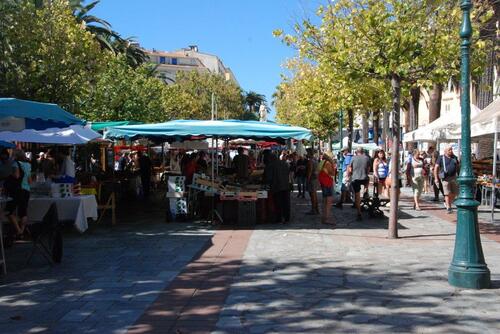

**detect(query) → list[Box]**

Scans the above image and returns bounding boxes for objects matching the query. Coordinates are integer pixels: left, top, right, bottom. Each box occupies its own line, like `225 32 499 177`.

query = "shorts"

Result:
307 178 320 193
321 185 333 197
442 176 458 196
5 189 30 218
352 179 368 193
377 177 386 184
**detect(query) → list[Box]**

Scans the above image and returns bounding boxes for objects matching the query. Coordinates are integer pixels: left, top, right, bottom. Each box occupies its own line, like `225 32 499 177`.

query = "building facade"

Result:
145 45 238 85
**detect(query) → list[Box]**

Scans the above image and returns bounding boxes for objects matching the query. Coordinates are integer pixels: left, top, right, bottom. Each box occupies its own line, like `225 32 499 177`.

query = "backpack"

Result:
4 161 24 196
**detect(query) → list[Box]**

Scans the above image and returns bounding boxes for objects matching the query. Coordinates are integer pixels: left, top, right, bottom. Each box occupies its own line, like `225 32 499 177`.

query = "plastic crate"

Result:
237 201 256 226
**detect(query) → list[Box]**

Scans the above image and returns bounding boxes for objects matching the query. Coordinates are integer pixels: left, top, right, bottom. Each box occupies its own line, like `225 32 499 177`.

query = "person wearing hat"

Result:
318 151 337 225
335 147 353 208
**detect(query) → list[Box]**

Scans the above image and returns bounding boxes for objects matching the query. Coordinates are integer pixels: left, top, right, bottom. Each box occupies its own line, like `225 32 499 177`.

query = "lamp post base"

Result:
448 264 491 289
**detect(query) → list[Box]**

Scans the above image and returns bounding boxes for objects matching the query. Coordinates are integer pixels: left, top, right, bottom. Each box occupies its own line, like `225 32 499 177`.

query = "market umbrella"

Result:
0 125 101 145
90 121 142 132
0 140 14 148
0 98 84 131
104 119 312 141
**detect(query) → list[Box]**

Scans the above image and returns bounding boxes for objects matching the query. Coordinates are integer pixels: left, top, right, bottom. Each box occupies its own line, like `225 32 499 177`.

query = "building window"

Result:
159 56 166 64
171 58 178 65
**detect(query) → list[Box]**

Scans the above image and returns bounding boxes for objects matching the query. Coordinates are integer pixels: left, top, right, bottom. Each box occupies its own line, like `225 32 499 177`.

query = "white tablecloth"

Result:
28 195 98 233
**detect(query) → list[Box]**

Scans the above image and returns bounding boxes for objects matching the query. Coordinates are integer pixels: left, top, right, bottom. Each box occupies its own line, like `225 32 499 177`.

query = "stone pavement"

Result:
0 221 214 334
214 192 500 333
2 189 500 334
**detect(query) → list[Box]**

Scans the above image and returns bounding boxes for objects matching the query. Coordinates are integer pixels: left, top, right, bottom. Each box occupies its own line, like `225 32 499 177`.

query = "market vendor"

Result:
232 147 249 180
58 148 76 183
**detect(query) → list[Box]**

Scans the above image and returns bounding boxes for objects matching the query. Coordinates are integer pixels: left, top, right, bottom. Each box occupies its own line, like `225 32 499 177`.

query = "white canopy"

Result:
469 98 500 138
403 104 480 142
0 125 101 145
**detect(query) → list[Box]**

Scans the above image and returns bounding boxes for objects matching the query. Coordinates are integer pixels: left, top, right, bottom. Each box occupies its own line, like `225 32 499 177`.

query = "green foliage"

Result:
79 55 167 123
162 71 245 120
274 0 493 135
244 91 267 115
0 0 105 111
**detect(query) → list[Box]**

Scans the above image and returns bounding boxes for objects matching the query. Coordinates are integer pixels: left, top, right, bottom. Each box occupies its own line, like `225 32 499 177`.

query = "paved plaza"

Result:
1 190 500 333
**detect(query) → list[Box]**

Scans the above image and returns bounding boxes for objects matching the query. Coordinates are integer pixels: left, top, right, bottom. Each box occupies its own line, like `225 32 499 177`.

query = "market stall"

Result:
104 120 312 225
0 98 100 233
458 99 500 222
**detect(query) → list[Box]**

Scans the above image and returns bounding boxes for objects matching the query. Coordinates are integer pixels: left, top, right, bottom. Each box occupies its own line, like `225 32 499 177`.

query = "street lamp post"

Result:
338 110 344 180
448 0 490 289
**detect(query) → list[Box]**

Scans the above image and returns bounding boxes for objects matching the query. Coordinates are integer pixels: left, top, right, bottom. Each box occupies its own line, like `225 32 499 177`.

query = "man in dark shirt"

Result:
434 145 459 214
349 148 371 220
232 147 249 181
427 146 442 201
138 151 152 199
264 153 291 223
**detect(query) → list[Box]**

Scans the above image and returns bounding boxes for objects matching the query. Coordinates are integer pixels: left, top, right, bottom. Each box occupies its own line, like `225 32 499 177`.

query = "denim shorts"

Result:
321 186 333 197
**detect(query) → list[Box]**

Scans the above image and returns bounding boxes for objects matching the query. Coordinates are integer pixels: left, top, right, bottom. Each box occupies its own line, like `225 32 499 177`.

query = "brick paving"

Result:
128 229 252 334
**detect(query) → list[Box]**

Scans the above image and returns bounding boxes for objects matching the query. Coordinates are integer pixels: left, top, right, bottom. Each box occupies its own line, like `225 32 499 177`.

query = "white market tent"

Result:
403 104 480 143
454 99 500 223
468 98 499 138
0 125 101 145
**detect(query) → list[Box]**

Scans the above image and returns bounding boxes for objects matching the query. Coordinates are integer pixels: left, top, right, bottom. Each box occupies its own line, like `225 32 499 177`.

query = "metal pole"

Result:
448 0 490 289
491 121 497 223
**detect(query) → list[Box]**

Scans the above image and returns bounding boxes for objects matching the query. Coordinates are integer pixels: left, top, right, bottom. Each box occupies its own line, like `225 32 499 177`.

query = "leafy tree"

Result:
0 0 105 112
276 0 493 238
70 0 146 68
244 91 267 120
79 55 167 123
163 71 245 120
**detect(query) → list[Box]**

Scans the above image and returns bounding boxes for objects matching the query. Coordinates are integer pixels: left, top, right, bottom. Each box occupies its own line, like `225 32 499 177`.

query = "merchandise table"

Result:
28 195 98 233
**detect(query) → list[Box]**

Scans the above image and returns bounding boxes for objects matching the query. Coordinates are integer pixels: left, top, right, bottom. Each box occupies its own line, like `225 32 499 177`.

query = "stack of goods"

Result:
191 174 221 193
51 183 73 198
167 176 187 217
473 159 500 178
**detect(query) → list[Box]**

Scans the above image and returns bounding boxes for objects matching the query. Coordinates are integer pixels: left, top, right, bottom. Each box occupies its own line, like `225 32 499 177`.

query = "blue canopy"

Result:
0 140 15 148
104 119 312 141
0 98 84 130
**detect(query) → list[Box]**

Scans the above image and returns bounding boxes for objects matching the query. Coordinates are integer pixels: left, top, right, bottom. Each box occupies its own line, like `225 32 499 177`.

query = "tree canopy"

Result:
274 0 494 237
162 71 246 120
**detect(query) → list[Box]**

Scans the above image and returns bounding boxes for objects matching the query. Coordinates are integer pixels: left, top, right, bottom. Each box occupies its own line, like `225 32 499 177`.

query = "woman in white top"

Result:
373 149 389 197
407 149 424 210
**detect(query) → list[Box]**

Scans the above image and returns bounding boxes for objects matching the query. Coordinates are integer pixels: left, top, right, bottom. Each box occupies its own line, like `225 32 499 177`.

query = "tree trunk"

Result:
403 100 410 133
429 83 443 123
382 109 389 152
410 86 420 130
389 74 401 239
347 108 354 152
373 111 380 146
362 112 369 143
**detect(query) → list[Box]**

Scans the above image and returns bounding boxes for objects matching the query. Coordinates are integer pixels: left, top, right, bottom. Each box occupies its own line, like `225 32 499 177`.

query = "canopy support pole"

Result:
491 122 498 224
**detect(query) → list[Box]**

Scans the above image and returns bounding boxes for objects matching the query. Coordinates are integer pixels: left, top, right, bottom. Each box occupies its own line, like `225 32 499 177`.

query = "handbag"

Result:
439 156 447 179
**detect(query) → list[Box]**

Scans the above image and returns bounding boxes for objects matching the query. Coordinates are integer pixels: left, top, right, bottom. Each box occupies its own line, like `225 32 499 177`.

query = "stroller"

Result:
361 183 390 218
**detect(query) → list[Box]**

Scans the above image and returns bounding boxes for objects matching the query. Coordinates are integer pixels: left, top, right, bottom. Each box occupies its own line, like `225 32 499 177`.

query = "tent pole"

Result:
211 137 215 224
491 120 497 223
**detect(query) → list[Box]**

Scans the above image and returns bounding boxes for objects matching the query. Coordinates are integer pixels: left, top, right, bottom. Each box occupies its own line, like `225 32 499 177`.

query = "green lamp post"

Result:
448 0 491 289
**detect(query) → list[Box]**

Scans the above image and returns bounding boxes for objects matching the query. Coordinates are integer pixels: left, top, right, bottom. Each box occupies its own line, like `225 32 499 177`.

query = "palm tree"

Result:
244 91 267 115
71 0 120 53
112 37 147 69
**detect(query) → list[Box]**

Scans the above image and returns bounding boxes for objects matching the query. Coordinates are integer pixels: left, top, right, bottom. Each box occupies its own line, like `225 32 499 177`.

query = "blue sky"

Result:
91 0 320 119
